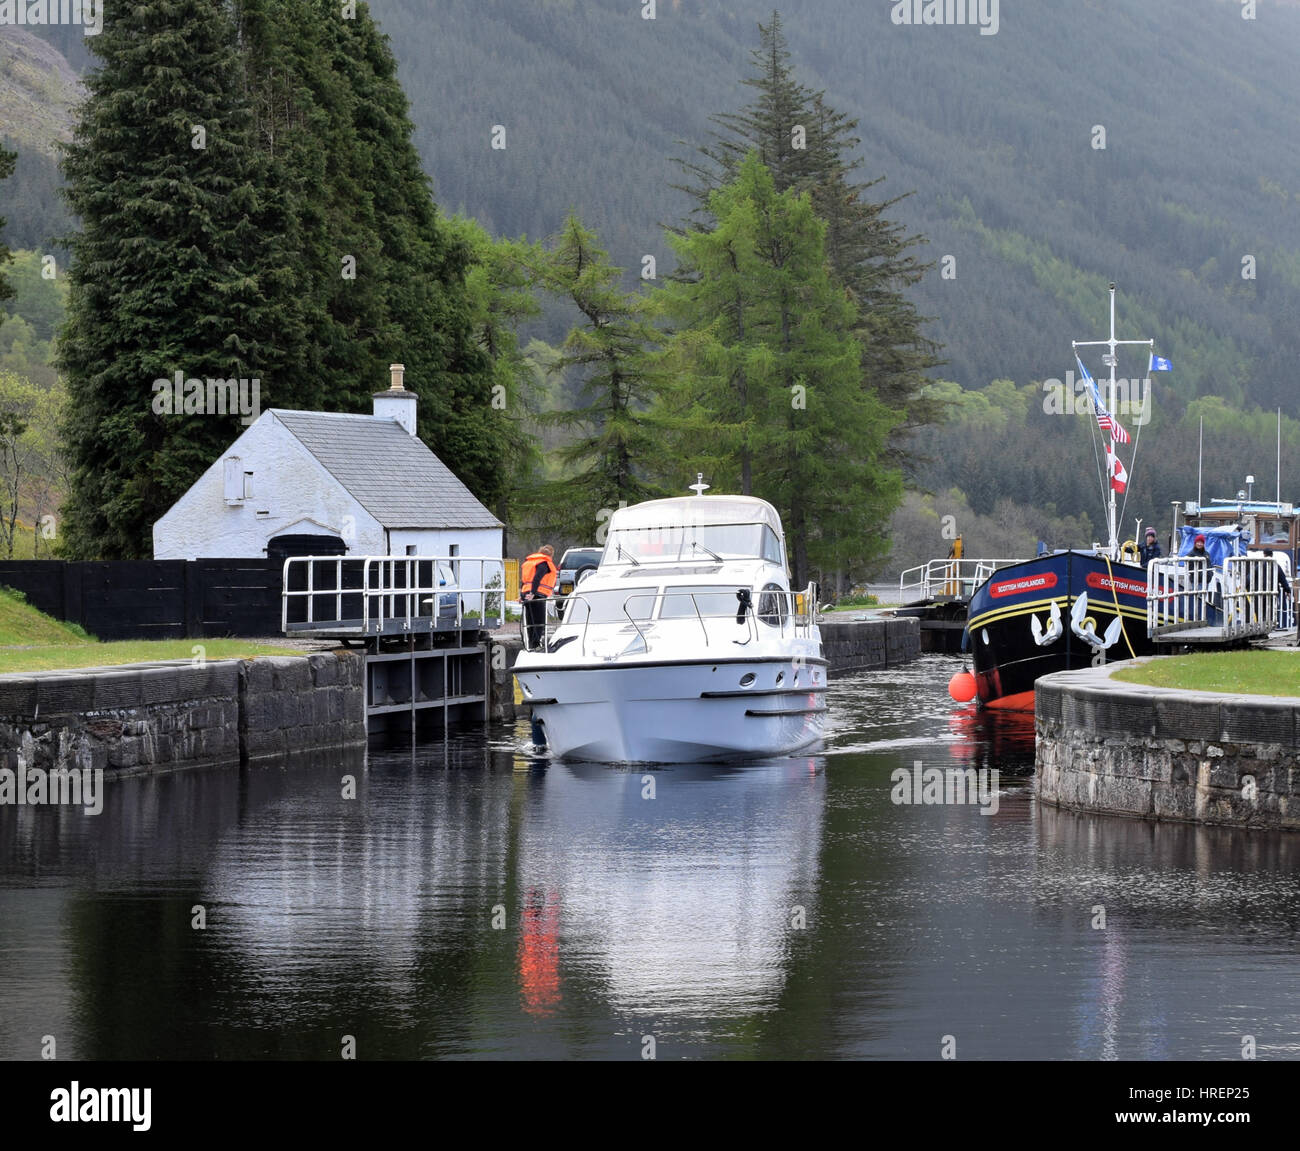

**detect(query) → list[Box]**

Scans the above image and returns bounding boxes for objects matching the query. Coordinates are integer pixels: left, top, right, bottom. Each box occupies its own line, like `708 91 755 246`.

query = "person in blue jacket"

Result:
1138 526 1163 565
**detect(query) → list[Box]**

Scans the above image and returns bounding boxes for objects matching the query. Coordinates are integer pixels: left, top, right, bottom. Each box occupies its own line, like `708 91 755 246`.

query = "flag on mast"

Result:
1107 447 1129 494
1076 355 1131 444
1149 353 1173 372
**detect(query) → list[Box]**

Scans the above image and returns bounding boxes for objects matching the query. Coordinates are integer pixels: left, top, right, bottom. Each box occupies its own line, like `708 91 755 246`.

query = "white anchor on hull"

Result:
1069 592 1122 649
1029 600 1064 646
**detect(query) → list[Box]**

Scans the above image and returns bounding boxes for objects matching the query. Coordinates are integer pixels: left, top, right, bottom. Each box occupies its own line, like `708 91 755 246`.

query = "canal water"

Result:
2 654 1297 1060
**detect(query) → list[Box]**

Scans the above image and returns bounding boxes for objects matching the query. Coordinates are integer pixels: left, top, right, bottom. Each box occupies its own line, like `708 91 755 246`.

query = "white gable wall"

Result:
386 527 503 559
153 412 384 559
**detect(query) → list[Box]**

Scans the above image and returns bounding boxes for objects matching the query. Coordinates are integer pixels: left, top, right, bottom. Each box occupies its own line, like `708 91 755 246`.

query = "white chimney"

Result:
373 362 417 436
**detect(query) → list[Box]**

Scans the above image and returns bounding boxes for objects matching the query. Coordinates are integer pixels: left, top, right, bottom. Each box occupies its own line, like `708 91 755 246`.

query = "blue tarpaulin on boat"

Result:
1177 525 1248 566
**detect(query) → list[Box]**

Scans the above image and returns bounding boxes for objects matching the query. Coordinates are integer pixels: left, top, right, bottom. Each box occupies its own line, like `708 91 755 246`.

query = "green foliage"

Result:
58 0 297 560
678 12 941 453
444 216 546 526
0 249 66 341
659 153 902 586
1 350 69 560
56 0 521 558
528 214 667 536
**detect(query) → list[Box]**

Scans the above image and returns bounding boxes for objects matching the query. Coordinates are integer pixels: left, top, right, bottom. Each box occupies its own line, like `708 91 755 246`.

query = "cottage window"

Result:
223 457 243 502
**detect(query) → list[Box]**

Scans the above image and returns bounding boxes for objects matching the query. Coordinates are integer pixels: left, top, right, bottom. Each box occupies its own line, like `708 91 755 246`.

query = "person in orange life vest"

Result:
521 545 557 649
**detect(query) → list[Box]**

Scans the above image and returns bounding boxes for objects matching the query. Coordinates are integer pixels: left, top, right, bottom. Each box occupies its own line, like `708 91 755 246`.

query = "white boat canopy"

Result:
608 495 784 537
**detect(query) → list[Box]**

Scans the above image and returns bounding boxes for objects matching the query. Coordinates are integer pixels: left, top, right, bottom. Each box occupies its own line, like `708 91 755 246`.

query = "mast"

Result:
1073 283 1154 556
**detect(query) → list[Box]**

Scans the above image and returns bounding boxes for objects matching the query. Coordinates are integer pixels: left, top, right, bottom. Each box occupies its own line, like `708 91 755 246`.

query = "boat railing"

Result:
537 584 818 657
1146 554 1289 639
282 555 507 637
898 558 1021 603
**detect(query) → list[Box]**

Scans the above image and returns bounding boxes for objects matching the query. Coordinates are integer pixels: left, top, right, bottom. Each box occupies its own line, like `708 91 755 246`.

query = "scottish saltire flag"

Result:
1107 447 1129 494
1076 355 1131 444
1149 353 1173 372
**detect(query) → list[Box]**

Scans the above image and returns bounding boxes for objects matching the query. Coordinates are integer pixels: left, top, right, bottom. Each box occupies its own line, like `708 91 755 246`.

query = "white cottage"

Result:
153 364 503 561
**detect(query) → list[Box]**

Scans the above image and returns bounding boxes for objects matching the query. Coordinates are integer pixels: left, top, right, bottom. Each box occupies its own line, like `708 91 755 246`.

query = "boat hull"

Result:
966 551 1155 708
514 657 827 764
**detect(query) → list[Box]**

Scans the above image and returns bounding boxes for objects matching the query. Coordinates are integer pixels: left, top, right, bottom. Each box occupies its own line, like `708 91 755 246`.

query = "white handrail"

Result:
899 558 1022 602
282 554 506 635
1146 554 1287 639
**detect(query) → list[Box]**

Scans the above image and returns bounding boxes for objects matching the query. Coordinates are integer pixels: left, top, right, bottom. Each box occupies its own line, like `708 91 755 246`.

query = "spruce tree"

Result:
236 0 514 506
531 214 665 536
660 154 901 587
674 11 942 464
58 0 296 559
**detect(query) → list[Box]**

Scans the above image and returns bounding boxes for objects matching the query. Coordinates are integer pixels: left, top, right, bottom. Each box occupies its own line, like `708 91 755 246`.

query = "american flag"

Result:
1076 355 1131 444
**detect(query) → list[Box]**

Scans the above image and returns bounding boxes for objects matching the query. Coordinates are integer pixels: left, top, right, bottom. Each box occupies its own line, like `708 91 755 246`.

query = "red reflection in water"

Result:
947 704 1036 773
518 888 561 1016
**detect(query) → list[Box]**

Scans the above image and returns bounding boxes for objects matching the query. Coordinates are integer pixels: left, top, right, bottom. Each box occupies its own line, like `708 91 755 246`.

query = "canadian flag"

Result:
1108 448 1128 493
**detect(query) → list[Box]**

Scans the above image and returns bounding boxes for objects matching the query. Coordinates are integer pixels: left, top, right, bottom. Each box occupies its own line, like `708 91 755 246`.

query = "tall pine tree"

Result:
58 0 528 557
59 0 295 559
659 154 901 587
674 11 942 466
530 214 665 536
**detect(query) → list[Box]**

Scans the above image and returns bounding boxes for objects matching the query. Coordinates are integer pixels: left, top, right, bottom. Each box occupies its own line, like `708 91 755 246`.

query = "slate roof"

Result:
272 409 502 529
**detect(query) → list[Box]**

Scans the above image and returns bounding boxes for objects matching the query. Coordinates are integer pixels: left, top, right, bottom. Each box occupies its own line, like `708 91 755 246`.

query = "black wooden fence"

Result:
0 559 284 641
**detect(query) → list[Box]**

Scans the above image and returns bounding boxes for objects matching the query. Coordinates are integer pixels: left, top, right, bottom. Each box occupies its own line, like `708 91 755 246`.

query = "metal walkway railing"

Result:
898 558 1020 603
1147 554 1292 641
281 555 506 637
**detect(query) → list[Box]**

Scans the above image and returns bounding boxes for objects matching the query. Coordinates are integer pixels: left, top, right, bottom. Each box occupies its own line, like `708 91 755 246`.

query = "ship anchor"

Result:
1069 592 1122 649
1029 601 1064 646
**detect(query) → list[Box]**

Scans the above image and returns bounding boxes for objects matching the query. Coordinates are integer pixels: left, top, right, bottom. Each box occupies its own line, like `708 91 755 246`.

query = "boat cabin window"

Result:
757 583 788 627
657 586 742 619
564 588 658 624
761 527 784 566
605 523 783 565
1255 518 1293 547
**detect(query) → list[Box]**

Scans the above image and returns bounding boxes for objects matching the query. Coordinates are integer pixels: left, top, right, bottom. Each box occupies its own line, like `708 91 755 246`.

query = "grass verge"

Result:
1112 650 1300 697
0 587 302 673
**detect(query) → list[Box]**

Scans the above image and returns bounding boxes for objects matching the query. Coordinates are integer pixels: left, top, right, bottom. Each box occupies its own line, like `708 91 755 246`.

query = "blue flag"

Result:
1149 353 1172 372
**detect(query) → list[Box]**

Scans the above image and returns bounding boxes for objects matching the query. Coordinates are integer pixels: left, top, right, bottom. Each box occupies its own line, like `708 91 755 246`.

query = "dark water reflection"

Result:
1 655 1297 1060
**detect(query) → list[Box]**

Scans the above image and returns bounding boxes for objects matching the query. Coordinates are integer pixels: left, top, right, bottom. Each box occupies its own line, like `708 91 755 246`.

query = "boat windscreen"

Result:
657 587 744 618
606 523 783 565
563 588 657 624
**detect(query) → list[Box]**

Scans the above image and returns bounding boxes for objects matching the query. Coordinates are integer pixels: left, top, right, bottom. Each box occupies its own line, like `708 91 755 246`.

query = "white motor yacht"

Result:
512 490 826 763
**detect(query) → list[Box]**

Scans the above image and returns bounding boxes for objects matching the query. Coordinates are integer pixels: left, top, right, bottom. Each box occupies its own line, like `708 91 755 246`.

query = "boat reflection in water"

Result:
201 747 827 1035
512 757 826 1021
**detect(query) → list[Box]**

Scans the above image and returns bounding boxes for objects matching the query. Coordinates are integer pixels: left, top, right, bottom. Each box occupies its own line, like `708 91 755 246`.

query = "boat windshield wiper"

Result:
616 542 640 566
690 540 723 563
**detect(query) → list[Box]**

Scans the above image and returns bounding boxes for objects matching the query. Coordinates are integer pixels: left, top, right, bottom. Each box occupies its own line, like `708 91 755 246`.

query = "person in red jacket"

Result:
520 545 557 649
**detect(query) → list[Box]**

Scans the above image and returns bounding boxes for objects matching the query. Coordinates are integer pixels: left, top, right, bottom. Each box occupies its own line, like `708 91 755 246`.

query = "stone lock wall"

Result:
1036 666 1299 831
0 652 365 775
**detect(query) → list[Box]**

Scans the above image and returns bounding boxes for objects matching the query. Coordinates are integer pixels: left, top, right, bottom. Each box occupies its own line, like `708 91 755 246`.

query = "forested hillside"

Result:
25 1 1300 413
9 1 1300 570
364 0 1300 416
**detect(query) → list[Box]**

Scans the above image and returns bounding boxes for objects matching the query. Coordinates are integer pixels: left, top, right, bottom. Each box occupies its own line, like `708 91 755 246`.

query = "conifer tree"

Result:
660 154 901 587
57 0 526 557
674 11 941 463
531 214 665 536
58 0 295 559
